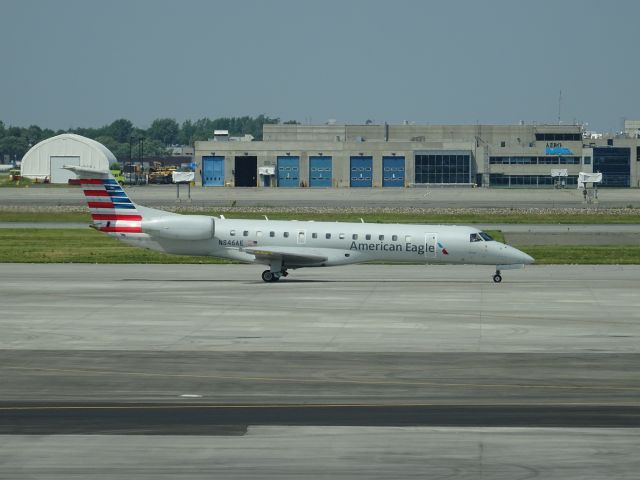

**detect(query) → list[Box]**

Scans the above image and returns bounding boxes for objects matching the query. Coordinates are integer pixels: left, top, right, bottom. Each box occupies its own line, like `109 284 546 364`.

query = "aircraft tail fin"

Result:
63 165 142 234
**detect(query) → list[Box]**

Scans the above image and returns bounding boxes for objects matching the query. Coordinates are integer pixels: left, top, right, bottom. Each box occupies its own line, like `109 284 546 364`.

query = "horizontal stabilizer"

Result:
63 165 111 179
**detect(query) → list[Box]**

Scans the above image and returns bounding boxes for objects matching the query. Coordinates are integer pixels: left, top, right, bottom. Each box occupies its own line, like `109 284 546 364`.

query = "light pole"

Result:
128 135 135 184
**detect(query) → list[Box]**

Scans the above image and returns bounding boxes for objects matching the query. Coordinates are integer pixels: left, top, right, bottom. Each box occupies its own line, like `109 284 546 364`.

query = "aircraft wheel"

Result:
262 270 274 282
493 273 502 283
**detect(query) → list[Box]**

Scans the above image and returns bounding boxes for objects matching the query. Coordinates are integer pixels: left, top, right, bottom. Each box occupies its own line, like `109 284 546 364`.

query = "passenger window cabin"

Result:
284 232 290 238
230 230 236 236
312 233 318 239
326 233 332 239
366 234 371 240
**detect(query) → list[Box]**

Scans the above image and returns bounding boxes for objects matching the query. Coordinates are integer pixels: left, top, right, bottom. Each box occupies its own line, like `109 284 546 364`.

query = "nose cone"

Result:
508 245 535 265
519 250 535 265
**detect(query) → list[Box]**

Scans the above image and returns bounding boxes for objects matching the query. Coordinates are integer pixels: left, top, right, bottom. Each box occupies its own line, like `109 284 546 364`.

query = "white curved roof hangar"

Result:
21 134 115 183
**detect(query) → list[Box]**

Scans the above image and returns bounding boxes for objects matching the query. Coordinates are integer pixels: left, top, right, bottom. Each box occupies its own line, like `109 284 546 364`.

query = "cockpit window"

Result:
479 231 494 241
470 233 482 242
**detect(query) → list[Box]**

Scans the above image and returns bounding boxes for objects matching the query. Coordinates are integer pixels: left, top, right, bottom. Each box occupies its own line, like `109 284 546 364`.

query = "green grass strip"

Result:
512 245 640 265
0 229 229 264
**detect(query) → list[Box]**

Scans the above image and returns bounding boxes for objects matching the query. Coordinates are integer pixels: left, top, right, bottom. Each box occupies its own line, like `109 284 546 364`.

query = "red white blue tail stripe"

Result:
80 178 142 233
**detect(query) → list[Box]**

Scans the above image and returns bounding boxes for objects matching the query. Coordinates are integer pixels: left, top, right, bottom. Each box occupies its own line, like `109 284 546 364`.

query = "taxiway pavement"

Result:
2 184 640 208
1 264 639 479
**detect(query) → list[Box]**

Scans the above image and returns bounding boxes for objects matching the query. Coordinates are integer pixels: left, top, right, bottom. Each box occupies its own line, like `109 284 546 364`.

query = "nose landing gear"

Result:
492 270 502 283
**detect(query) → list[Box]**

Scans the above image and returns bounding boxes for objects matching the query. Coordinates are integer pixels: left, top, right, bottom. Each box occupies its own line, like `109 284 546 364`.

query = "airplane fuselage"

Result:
118 217 532 269
66 163 534 283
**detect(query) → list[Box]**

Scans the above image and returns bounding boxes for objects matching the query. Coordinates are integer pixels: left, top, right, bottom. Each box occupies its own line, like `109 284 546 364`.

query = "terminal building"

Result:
192 122 640 189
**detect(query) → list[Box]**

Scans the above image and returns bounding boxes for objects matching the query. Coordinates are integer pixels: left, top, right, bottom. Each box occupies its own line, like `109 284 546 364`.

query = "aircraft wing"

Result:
243 246 328 267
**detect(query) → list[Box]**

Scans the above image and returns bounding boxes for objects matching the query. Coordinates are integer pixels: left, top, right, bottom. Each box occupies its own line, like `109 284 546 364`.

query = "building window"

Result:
593 147 631 187
500 141 506 147
489 174 578 188
414 153 471 184
535 133 581 141
583 157 591 165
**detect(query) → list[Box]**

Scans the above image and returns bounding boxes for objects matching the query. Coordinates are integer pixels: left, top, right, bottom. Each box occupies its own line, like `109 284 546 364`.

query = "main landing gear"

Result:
492 270 502 283
261 269 289 282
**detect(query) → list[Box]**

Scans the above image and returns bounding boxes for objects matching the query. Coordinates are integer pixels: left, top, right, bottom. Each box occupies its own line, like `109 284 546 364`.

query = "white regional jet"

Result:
65 165 534 283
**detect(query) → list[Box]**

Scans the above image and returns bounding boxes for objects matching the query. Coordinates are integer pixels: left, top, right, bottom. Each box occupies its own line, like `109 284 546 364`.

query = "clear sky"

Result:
1 0 638 132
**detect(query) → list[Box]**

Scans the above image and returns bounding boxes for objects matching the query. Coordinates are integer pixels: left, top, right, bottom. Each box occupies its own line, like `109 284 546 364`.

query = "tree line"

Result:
0 115 296 162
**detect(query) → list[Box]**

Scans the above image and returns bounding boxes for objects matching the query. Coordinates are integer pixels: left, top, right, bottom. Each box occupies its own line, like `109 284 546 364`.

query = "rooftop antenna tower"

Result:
558 90 562 124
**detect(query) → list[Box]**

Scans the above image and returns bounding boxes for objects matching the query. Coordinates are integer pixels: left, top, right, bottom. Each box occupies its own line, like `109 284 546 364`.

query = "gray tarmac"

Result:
1 264 639 478
2 183 640 208
3 428 638 480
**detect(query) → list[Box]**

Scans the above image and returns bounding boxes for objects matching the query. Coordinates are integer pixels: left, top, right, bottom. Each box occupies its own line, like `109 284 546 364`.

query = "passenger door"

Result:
424 233 437 262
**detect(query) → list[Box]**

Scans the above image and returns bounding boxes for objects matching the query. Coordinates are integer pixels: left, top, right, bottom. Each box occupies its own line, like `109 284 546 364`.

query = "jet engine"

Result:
141 215 215 241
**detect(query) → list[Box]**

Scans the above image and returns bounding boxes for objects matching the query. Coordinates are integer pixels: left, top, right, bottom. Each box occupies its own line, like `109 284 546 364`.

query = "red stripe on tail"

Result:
98 226 143 233
83 190 110 197
88 202 115 208
92 214 143 221
79 179 105 185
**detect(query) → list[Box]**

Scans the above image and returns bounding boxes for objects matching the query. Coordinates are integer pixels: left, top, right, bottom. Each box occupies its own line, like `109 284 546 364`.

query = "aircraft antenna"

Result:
264 215 269 220
360 218 365 223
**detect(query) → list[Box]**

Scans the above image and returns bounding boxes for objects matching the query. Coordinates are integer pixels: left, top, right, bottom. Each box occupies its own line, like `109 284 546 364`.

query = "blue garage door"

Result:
202 156 224 186
382 156 405 187
309 156 332 187
277 156 300 187
350 156 373 187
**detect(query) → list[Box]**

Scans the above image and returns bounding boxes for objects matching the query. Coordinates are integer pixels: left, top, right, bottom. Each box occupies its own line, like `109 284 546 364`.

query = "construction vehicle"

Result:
148 162 177 184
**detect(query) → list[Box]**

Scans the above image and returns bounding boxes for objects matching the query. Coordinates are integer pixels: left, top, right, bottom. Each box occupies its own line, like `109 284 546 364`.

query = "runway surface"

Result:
1 264 639 478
